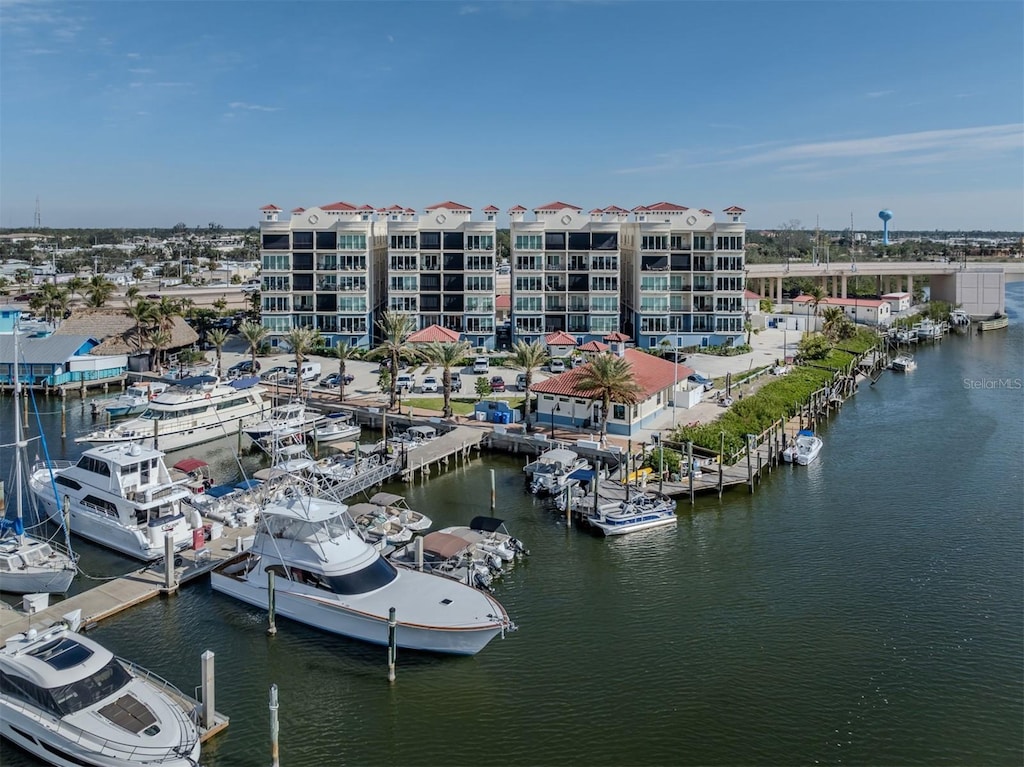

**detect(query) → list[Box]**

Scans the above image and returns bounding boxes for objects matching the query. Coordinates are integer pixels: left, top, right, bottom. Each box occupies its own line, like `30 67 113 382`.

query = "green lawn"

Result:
402 396 526 416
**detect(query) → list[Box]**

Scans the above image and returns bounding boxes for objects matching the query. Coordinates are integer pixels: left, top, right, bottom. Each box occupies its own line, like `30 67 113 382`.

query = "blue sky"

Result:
1 0 1022 232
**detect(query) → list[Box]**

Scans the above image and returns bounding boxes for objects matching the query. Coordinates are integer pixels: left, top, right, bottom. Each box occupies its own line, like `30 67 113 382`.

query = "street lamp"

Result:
550 403 560 438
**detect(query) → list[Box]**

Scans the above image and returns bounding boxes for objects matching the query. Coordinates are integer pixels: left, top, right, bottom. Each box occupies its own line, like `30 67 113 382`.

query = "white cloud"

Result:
227 101 279 112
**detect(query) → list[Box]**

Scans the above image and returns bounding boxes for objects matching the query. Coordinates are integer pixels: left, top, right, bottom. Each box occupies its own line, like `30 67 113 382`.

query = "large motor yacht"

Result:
29 443 199 561
211 492 515 655
76 375 267 453
0 617 201 766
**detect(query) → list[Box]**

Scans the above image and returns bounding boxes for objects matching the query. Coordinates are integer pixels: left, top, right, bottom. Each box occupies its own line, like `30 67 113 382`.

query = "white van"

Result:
472 357 489 374
285 362 322 383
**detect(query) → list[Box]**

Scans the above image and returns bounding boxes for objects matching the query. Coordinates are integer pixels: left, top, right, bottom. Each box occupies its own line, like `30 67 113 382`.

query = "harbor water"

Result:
2 284 1022 766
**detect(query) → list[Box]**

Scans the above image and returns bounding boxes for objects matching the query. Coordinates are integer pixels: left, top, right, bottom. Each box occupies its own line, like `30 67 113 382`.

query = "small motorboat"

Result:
368 492 432 532
587 496 677 537
103 381 169 418
312 412 361 443
782 429 824 466
891 353 917 373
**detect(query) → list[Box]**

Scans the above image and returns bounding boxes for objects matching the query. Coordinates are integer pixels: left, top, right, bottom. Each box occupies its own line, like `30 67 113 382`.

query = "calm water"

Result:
2 285 1022 766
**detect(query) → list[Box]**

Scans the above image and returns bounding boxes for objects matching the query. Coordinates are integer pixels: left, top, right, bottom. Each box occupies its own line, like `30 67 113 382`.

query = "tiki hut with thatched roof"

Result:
55 308 199 372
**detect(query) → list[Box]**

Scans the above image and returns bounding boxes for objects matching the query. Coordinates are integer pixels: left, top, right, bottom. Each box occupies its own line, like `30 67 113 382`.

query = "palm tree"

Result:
85 275 115 308
65 276 87 304
125 299 158 352
421 340 471 418
148 329 172 371
509 340 547 429
282 327 320 397
333 340 361 402
238 321 269 372
572 353 643 438
131 266 146 283
807 285 827 319
123 286 140 309
820 306 845 340
154 296 180 333
207 328 230 377
367 311 417 410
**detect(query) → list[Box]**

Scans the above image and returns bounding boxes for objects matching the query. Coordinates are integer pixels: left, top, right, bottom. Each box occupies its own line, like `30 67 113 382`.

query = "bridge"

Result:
746 261 1024 317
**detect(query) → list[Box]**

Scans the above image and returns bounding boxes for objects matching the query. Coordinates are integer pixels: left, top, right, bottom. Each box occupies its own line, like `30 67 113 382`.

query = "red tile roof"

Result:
291 207 305 214
483 205 499 212
385 204 405 211
544 331 577 346
495 295 511 310
358 204 375 211
745 289 761 299
577 340 609 352
644 202 689 212
529 348 692 401
404 207 416 213
700 209 713 215
631 205 650 212
603 205 629 213
534 201 582 212
603 331 630 342
589 208 604 214
260 204 280 211
426 201 472 211
723 206 746 213
508 205 527 212
321 201 358 211
407 324 462 343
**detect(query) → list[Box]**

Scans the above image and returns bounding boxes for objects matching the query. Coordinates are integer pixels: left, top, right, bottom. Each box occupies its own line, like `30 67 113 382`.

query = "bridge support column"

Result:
906 275 913 298
775 277 784 304
840 274 848 298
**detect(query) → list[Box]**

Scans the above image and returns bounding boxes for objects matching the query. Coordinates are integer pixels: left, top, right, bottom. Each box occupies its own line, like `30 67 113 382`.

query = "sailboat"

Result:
0 315 77 594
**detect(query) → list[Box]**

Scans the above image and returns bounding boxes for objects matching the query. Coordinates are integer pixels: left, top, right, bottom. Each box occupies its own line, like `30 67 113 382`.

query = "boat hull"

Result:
0 709 200 767
0 566 75 595
211 569 504 655
81 410 263 453
979 317 1009 332
590 514 677 536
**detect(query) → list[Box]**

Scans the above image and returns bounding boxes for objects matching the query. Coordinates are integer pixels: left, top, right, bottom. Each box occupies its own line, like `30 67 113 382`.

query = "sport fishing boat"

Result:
244 398 323 445
210 491 515 655
311 412 361 444
76 375 266 453
29 443 200 561
0 616 201 766
523 448 590 496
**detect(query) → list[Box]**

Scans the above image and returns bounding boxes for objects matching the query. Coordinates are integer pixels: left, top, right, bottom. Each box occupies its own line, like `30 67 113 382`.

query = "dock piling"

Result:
415 536 423 572
746 435 754 493
718 431 725 498
201 650 216 730
490 469 495 516
267 570 277 636
387 607 397 684
163 533 176 592
269 684 280 767
687 441 694 504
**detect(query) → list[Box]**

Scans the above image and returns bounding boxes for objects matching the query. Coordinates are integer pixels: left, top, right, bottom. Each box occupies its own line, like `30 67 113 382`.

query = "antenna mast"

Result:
34 197 41 230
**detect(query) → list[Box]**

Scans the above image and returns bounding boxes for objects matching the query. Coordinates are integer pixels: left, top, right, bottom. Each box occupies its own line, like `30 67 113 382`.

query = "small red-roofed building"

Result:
407 324 463 345
527 348 693 436
544 331 577 359
792 294 892 326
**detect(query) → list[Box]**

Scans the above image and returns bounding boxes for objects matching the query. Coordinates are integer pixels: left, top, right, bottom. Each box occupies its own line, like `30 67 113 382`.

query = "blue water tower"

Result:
878 209 893 245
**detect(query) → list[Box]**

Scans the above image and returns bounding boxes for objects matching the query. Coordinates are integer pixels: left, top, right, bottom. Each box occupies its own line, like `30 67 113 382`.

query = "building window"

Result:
390 234 418 249
514 234 542 250
716 235 744 251
293 231 314 249
338 234 368 250
262 254 290 271
466 234 493 251
262 233 290 250
642 235 668 250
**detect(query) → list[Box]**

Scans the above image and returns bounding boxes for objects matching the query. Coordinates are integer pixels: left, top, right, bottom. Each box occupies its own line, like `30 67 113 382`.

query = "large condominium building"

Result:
257 201 498 350
259 198 746 351
510 202 747 350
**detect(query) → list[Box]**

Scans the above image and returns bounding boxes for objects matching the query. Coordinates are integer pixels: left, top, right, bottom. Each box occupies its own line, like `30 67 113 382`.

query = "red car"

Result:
489 376 506 393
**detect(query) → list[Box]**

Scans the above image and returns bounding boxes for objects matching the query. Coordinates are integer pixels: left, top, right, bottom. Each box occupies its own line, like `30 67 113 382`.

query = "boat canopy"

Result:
406 425 436 440
368 492 406 507
260 495 350 523
166 375 217 388
205 485 236 498
421 531 470 559
797 429 815 437
172 458 208 473
469 516 508 533
235 479 261 491
567 468 597 481
228 376 261 389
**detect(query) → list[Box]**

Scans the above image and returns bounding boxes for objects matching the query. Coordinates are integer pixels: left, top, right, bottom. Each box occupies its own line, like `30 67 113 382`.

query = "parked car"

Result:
449 372 463 393
395 373 415 391
687 372 714 391
146 293 161 299
261 365 289 382
549 359 566 374
241 283 259 294
13 293 33 302
420 375 440 393
490 376 506 393
227 360 261 377
284 362 322 383
319 372 355 389
515 373 528 391
472 357 489 374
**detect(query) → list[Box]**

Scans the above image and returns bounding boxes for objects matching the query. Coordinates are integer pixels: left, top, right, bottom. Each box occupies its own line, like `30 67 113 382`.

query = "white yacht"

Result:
210 492 515 655
0 318 78 595
891 353 917 373
76 375 266 453
101 381 168 418
311 412 361 443
29 443 200 561
782 430 824 466
244 398 322 445
0 617 201 767
523 448 590 496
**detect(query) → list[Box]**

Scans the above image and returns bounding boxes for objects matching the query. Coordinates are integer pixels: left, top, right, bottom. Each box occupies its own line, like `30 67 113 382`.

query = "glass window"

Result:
293 231 314 249
316 231 337 250
420 231 441 250
568 232 591 250
262 233 290 250
443 231 464 249
293 252 313 271
544 232 566 250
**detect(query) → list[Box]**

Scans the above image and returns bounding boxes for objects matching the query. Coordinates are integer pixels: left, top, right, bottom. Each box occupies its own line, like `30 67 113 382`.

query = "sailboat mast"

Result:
12 320 24 544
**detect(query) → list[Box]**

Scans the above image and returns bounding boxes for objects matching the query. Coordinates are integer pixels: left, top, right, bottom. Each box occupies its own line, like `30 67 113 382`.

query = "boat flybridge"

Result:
0 614 201 767
76 375 266 453
211 491 515 655
29 443 200 561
